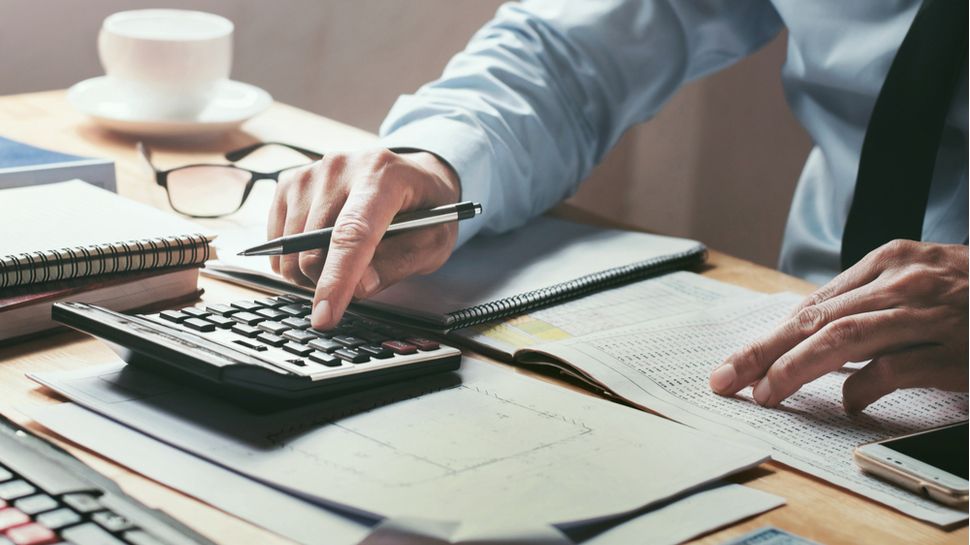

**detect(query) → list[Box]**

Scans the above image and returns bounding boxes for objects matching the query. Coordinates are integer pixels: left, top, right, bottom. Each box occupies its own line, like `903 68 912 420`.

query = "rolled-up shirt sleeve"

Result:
379 0 783 247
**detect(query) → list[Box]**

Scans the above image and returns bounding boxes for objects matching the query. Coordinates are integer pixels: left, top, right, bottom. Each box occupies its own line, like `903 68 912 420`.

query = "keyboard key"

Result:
5 522 57 545
62 523 126 545
124 530 167 545
158 310 188 323
256 297 285 308
332 335 366 348
205 303 238 316
308 338 341 353
231 300 264 312
182 318 215 332
281 317 311 329
308 351 341 367
382 340 417 355
180 307 209 319
334 348 369 364
13 495 56 516
0 481 34 501
256 321 290 335
256 333 286 347
359 345 394 359
205 314 235 329
278 304 310 317
92 511 133 532
230 324 261 338
255 308 288 321
0 508 29 531
282 342 313 357
62 493 101 514
35 508 80 530
282 329 317 344
230 311 264 326
406 337 440 351
232 339 267 352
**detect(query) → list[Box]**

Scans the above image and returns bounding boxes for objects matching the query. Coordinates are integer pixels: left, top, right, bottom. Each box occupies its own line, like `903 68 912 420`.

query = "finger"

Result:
842 345 948 413
755 308 932 407
353 226 454 299
789 245 895 316
266 184 287 275
310 184 405 329
711 281 895 396
298 192 347 284
278 191 315 288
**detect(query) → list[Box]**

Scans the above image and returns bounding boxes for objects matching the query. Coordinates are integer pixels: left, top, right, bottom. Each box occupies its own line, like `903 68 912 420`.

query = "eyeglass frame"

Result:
138 141 325 218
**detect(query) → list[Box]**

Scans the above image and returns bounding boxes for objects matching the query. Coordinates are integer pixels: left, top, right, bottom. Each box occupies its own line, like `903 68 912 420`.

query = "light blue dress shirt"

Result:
379 0 968 284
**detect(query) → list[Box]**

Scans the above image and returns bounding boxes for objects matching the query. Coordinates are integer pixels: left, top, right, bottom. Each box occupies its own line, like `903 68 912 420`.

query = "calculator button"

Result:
255 308 288 321
180 307 209 319
92 511 134 532
333 335 366 348
158 310 188 323
308 338 341 353
230 312 264 325
257 297 286 308
282 342 313 357
182 318 215 332
334 348 370 364
232 339 267 352
4 521 56 545
205 303 238 316
256 321 291 335
308 352 341 367
205 315 235 329
230 324 261 338
275 294 307 304
282 330 317 344
36 508 80 530
406 337 440 351
230 300 263 312
359 345 394 359
382 340 417 355
0 481 35 501
62 523 126 545
0 507 30 531
281 317 311 329
62 493 101 513
278 304 310 317
13 495 56 516
256 333 287 347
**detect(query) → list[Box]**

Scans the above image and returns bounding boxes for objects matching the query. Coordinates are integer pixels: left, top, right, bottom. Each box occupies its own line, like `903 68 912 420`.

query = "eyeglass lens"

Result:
166 166 252 217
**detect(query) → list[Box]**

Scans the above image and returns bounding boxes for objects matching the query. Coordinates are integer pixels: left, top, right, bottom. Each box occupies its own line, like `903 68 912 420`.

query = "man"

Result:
268 1 967 412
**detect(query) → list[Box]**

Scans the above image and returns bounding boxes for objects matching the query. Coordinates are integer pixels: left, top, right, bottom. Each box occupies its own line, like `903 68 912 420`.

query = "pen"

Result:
238 201 483 256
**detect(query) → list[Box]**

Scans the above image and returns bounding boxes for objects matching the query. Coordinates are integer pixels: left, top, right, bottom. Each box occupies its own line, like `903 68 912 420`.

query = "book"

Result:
0 136 116 192
0 180 214 289
206 216 708 332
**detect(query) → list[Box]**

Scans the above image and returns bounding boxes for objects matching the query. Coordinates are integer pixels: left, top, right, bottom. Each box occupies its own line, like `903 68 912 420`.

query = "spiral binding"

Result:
445 245 708 330
0 233 211 289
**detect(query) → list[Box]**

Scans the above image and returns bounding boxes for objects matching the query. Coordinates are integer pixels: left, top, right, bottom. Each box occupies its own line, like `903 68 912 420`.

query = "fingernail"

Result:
710 365 736 393
360 266 380 296
753 378 772 405
311 300 332 327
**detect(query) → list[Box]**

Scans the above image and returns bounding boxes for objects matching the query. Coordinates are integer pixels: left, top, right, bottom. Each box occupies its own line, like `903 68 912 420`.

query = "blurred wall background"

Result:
0 0 811 270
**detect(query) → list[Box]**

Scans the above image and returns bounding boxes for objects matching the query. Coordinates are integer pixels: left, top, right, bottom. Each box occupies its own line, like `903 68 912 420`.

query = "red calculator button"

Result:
405 337 440 351
6 522 58 545
381 340 417 355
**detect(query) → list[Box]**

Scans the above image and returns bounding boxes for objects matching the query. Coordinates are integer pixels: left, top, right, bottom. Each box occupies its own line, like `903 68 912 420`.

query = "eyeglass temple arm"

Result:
136 142 160 172
224 142 324 163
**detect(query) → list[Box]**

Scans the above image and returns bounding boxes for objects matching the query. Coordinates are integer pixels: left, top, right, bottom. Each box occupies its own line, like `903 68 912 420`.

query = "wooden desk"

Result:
0 90 963 545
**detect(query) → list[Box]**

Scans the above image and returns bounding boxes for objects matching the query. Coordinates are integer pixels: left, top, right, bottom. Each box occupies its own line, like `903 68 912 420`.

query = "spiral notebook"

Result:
207 216 706 332
0 180 214 289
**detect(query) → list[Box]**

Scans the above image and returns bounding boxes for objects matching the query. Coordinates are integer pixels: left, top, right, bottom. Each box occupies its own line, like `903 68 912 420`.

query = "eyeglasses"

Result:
139 141 324 218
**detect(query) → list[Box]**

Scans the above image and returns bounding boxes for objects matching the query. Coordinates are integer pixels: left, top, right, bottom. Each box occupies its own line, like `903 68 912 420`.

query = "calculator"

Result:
52 294 461 406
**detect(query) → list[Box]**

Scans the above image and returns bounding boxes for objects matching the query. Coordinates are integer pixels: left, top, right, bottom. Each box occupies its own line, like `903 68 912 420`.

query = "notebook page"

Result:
0 180 210 255
526 294 969 526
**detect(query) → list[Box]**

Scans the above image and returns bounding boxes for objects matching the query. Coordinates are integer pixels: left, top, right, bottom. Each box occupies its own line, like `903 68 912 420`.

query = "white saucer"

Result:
68 77 273 138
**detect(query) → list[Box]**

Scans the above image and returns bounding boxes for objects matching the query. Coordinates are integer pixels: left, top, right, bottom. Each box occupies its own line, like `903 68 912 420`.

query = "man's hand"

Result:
709 240 968 412
268 149 461 330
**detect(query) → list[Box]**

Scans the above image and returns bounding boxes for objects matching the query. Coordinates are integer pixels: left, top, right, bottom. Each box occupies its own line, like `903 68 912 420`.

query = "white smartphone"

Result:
854 420 968 507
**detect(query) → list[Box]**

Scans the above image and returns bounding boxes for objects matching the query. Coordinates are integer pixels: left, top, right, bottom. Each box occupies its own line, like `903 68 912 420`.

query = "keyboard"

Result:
0 414 213 545
52 294 462 406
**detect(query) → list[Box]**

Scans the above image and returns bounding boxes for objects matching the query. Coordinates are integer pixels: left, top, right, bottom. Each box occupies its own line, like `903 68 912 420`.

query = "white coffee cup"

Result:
98 9 233 118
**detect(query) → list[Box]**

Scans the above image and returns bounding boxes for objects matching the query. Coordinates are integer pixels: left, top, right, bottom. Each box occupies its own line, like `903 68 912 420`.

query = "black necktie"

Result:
840 0 968 270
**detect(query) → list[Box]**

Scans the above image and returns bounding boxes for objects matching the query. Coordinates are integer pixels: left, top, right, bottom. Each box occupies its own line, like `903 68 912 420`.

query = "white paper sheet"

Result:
29 358 768 528
453 272 751 358
525 294 969 526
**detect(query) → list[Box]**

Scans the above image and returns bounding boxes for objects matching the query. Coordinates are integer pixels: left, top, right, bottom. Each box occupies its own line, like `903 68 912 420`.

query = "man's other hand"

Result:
710 240 968 412
268 149 461 330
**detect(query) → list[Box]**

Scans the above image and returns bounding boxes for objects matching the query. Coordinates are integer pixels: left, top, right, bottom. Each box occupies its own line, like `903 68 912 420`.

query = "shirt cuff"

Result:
379 117 494 249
